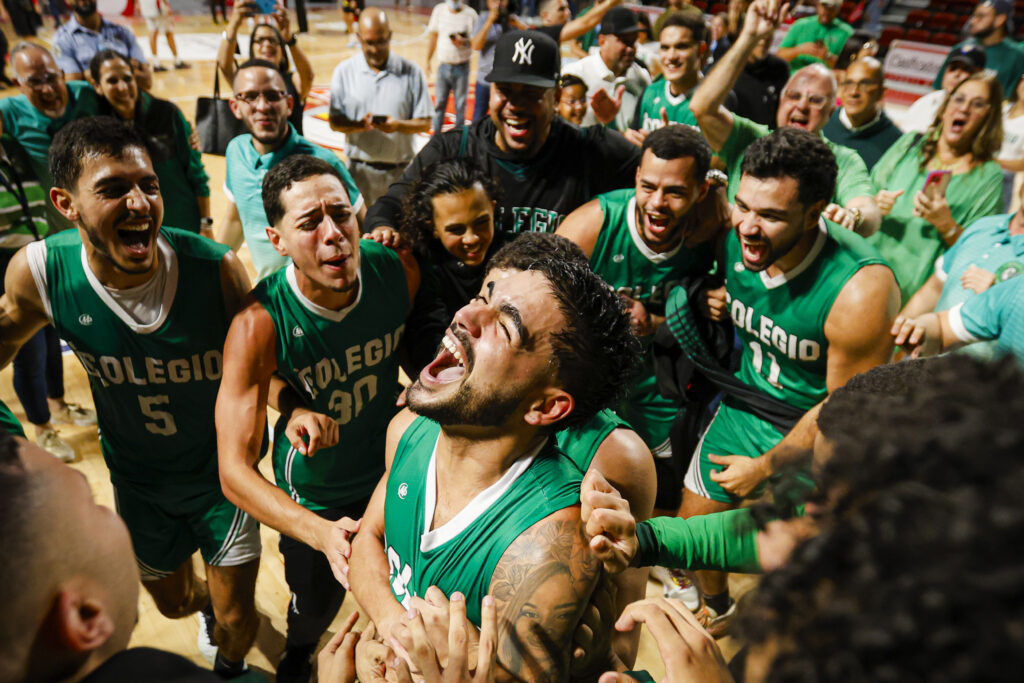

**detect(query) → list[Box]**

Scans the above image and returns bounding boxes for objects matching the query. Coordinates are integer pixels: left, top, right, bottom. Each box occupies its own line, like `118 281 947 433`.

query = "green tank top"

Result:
556 408 630 473
0 398 25 438
384 416 582 626
723 221 888 410
592 189 714 318
635 81 699 132
41 228 231 498
254 240 408 510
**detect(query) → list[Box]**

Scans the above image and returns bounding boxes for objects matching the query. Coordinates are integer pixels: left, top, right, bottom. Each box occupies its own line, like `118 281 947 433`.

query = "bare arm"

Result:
217 0 254 83
471 2 499 51
559 0 623 42
219 249 253 318
891 309 961 358
426 31 439 77
554 199 604 259
217 201 244 251
691 0 788 152
900 272 944 319
0 248 50 369
489 508 602 682
846 195 881 238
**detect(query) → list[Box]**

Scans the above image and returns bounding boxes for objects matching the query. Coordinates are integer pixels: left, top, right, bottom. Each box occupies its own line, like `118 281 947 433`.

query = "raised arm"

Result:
559 0 623 42
489 507 602 682
217 201 244 251
0 247 50 369
274 4 314 100
691 0 789 151
218 0 257 83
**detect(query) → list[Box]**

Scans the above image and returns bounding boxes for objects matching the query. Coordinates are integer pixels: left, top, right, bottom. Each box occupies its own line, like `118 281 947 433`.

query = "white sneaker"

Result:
197 608 218 665
37 428 75 462
51 403 97 426
651 566 701 612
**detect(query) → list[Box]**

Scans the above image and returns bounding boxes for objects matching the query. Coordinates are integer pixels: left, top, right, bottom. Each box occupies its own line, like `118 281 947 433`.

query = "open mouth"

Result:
421 332 470 385
502 116 533 143
787 113 810 129
740 236 769 267
949 117 967 134
323 253 348 272
645 212 672 237
117 220 154 259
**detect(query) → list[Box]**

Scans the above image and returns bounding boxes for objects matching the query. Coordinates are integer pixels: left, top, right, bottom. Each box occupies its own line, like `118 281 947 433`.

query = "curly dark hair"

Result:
641 124 712 183
737 354 1024 680
399 158 503 262
741 127 837 208
49 116 155 191
524 258 641 429
262 154 345 227
487 231 588 272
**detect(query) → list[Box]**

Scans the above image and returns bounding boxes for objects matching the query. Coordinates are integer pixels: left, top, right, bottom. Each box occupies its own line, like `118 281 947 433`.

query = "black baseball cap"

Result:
599 7 643 35
948 44 986 71
485 30 561 88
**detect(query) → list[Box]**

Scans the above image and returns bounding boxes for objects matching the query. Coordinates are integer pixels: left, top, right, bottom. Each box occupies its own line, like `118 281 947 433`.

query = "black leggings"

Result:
209 0 226 22
278 497 370 649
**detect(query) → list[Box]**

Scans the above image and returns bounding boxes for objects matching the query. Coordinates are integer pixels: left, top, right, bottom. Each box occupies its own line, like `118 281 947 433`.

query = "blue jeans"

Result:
433 61 470 135
472 82 491 123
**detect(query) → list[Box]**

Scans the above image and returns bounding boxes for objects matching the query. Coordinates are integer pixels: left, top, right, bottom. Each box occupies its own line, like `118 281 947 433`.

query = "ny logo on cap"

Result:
512 37 535 65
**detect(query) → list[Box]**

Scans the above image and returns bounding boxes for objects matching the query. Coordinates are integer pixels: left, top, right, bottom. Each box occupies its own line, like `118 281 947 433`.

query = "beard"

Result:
81 214 157 276
406 376 527 428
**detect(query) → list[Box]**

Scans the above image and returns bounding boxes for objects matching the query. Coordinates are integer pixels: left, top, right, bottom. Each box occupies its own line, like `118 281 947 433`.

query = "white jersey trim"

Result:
947 302 981 343
24 240 53 323
759 219 828 290
286 262 363 322
79 235 178 334
419 436 546 553
625 195 685 264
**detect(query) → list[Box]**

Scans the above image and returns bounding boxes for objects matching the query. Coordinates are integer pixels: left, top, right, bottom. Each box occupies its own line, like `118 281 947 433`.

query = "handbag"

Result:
194 70 246 156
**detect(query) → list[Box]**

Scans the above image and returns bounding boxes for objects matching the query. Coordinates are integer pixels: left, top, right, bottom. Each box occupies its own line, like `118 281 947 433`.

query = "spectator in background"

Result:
2 0 41 36
708 12 731 64
0 29 11 88
218 1 313 134
902 45 986 134
897 181 1024 362
933 0 1024 100
870 73 1004 303
776 0 853 73
557 73 589 124
88 50 211 234
426 0 478 134
562 7 652 130
634 12 660 74
471 0 520 122
723 32 789 127
328 8 432 205
138 0 189 72
652 0 703 40
823 57 902 170
53 0 147 81
998 73 1024 209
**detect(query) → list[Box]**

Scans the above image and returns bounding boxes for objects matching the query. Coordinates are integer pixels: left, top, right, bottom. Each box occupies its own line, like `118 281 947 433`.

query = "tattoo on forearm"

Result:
489 517 601 682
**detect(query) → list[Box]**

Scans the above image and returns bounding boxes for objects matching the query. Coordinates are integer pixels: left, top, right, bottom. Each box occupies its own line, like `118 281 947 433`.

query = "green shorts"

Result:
112 483 261 581
683 399 786 503
619 373 679 458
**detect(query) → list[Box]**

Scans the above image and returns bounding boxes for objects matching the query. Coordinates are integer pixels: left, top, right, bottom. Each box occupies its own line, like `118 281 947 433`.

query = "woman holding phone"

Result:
217 0 313 134
869 73 1004 302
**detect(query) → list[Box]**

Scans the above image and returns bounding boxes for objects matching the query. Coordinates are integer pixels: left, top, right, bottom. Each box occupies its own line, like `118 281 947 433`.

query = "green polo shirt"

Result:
719 114 873 206
779 15 854 73
939 38 1024 97
224 124 364 281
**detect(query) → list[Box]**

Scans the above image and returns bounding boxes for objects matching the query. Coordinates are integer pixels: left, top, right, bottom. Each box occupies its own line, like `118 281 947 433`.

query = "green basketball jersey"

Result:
556 408 629 473
635 80 699 132
0 398 25 438
384 416 582 626
723 221 889 410
39 228 232 498
254 240 408 510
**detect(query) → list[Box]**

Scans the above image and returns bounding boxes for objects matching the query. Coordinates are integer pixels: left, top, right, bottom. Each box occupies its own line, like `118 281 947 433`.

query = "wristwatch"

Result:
286 35 297 47
706 169 728 186
200 217 214 229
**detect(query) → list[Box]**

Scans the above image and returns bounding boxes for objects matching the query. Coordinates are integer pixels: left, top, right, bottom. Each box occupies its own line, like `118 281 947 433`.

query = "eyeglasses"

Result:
782 90 830 110
839 79 880 91
949 94 991 112
23 73 60 89
252 36 281 46
235 89 287 104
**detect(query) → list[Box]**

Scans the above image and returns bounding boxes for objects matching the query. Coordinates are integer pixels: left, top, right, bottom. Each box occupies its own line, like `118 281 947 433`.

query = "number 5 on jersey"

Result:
139 395 178 436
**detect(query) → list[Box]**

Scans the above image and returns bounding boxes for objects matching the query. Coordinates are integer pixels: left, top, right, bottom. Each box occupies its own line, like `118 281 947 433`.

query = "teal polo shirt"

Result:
950 275 1024 366
224 124 364 281
0 81 100 188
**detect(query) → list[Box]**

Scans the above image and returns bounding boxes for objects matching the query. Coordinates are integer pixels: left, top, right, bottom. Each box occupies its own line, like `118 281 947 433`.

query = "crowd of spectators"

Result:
2 0 1024 682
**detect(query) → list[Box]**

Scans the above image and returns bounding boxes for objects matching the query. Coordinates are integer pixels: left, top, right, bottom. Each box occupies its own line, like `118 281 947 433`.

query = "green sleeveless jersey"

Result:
0 398 25 437
723 221 889 410
254 240 408 510
39 228 231 498
556 408 630 473
384 417 582 626
592 189 715 316
635 80 699 132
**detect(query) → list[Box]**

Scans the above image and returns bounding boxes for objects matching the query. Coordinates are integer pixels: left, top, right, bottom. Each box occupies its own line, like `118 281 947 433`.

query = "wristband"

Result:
942 224 959 240
286 35 297 47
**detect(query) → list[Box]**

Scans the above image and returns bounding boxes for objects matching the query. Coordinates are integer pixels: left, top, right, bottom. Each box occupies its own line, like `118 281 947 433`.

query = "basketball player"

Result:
348 257 641 681
215 154 418 681
0 117 260 676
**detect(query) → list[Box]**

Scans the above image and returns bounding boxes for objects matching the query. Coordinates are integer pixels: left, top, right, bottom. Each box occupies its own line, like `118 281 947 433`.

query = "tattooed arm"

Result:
489 506 603 682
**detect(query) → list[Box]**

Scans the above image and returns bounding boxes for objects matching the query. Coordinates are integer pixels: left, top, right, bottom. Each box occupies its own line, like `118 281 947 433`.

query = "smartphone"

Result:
924 170 952 199
253 0 276 14
371 115 388 125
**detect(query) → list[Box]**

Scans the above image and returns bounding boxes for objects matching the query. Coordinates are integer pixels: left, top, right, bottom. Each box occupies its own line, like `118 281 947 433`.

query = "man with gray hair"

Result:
690 0 880 237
